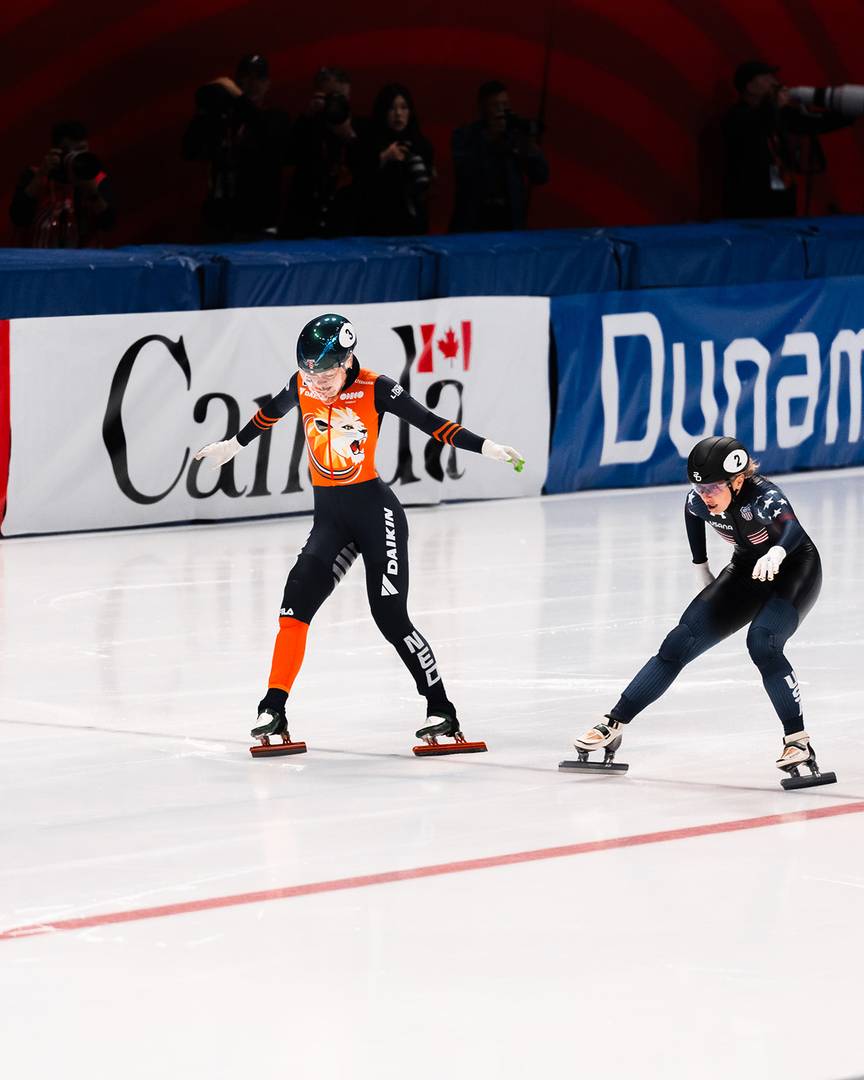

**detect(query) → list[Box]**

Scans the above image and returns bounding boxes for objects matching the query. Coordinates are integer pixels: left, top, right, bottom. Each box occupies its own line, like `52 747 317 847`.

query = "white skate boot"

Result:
776 730 836 790
560 718 629 774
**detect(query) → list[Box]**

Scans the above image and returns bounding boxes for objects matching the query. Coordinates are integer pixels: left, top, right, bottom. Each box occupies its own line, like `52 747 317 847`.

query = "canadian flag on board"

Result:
415 321 472 373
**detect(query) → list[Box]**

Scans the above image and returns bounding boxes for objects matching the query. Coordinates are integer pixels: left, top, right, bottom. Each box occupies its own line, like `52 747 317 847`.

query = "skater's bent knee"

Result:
658 623 695 665
746 625 780 667
280 555 335 622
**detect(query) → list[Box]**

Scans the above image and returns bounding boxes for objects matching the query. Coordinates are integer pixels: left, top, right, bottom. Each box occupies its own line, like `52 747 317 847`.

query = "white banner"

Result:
4 297 550 535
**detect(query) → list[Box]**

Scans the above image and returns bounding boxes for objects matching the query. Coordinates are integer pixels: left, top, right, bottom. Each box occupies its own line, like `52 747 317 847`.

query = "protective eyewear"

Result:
693 480 729 497
301 365 346 391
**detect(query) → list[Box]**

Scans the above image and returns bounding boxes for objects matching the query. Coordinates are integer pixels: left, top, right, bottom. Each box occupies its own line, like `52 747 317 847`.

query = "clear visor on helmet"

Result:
693 480 729 497
300 361 348 396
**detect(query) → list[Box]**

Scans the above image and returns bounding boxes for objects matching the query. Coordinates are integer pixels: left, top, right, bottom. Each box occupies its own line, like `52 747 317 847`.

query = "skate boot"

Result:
776 730 836 790
559 717 629 774
412 713 487 757
249 707 307 759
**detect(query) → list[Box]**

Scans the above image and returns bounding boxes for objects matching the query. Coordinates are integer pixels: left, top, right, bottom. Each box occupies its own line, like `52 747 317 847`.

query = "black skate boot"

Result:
559 716 629 774
777 730 836 790
249 707 307 759
413 713 487 757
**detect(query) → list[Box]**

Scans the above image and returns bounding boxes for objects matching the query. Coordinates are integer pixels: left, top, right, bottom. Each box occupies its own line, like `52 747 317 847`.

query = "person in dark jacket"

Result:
280 66 363 239
450 80 549 233
182 54 291 240
356 83 434 236
722 59 853 218
10 120 115 248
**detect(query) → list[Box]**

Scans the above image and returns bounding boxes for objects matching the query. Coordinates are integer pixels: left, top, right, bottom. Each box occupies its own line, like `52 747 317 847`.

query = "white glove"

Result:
752 545 786 582
693 562 715 589
481 440 525 471
193 435 241 470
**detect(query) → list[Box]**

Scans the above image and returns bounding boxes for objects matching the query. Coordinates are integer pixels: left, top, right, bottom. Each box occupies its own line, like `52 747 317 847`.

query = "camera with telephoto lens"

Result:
323 91 351 125
787 84 864 117
398 141 430 190
49 148 102 183
65 150 103 182
505 112 542 138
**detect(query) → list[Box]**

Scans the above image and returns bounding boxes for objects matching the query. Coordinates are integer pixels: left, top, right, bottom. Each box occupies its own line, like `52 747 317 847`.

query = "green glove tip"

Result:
513 458 526 473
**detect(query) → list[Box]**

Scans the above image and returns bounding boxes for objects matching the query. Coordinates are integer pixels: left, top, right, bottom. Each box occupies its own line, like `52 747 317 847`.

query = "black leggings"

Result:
274 479 456 720
610 545 822 735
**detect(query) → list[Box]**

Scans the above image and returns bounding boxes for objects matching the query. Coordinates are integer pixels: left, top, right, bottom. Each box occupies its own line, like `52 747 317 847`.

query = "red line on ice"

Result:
4 800 863 942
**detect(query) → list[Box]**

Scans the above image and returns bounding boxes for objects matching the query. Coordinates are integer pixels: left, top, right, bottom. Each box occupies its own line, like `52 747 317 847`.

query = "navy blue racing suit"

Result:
609 474 821 735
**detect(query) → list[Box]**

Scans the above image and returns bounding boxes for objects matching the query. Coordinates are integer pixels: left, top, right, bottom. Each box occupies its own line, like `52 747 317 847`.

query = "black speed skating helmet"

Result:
687 436 750 484
296 313 357 374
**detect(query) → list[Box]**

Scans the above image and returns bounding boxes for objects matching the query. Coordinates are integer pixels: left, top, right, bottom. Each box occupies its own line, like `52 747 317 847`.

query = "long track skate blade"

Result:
250 742 307 758
413 741 487 757
780 770 836 790
559 759 629 773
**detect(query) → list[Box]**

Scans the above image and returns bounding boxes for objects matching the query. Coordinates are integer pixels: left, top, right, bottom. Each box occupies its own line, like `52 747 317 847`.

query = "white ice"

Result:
1 470 862 1080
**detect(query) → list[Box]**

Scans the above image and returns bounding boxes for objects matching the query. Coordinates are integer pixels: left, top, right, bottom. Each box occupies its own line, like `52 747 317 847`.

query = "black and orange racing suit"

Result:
236 357 487 723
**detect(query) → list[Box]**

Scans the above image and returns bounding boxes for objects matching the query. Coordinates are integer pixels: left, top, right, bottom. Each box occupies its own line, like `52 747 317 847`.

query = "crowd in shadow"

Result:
8 55 858 248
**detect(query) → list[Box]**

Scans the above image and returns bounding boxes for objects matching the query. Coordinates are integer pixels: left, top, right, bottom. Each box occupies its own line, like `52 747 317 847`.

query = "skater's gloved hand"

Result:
482 440 525 471
194 435 241 470
752 545 786 582
693 561 715 589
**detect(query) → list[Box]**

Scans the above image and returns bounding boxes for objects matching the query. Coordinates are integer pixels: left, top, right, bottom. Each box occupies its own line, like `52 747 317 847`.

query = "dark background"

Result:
3 0 863 245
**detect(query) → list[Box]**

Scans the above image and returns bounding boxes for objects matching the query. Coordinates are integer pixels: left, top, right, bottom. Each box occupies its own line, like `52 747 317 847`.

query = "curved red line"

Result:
0 0 58 39
0 0 252 138
663 0 763 63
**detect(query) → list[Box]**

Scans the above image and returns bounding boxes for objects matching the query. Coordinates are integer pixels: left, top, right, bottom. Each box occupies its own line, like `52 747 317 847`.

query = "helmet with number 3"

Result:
687 436 750 485
296 313 357 374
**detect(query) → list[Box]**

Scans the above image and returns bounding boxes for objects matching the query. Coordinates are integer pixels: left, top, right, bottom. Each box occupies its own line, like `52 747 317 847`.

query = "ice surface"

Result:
1 471 862 1080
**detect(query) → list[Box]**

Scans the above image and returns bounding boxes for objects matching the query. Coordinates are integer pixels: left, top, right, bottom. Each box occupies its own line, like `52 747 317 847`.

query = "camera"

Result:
51 148 102 183
398 142 430 190
66 150 103 182
323 91 351 126
787 84 864 117
506 112 541 138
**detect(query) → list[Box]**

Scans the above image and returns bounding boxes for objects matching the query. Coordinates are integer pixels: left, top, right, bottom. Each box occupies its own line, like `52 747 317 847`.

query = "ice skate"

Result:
776 730 836 790
412 714 487 757
249 707 307 758
559 717 629 774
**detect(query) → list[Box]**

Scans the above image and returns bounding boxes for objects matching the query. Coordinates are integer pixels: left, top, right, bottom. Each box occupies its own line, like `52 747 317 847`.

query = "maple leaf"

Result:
437 327 459 361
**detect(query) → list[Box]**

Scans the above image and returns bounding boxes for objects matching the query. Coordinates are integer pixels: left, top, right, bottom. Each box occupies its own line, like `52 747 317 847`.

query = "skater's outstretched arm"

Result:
684 493 708 562
684 493 714 588
194 375 300 468
373 374 524 468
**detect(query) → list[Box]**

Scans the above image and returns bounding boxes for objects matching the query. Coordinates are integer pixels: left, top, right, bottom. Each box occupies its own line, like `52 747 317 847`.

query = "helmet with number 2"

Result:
296 313 357 374
687 436 750 486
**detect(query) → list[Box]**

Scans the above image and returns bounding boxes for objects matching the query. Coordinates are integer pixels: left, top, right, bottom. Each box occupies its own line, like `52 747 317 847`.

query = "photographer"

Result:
9 120 115 248
450 80 549 233
722 60 854 218
182 54 291 241
281 66 364 238
356 83 434 235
